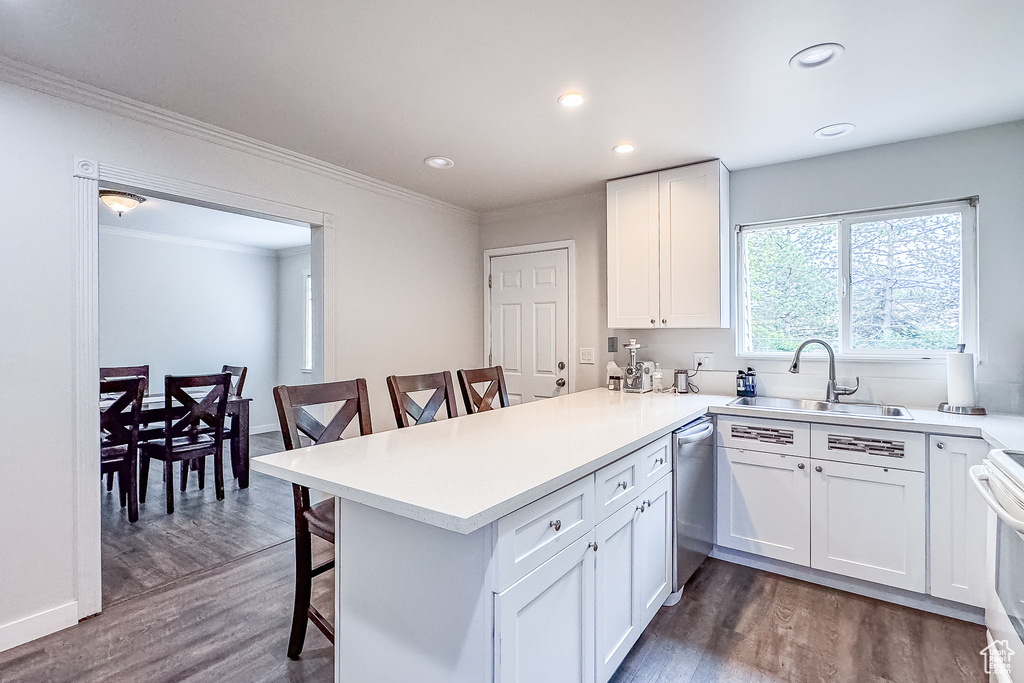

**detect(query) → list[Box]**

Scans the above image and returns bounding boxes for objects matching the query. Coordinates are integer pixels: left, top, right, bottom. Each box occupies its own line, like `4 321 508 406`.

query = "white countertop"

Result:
251 388 732 533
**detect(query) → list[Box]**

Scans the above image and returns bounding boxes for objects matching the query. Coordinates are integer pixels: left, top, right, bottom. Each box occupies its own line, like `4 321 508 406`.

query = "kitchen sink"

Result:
728 396 913 420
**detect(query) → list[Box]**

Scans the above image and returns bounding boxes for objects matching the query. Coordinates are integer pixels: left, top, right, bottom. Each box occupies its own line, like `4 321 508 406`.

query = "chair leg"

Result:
288 529 313 659
164 460 175 514
213 449 225 501
180 459 190 492
139 455 150 504
117 467 128 508
126 456 139 524
106 471 115 492
197 456 206 490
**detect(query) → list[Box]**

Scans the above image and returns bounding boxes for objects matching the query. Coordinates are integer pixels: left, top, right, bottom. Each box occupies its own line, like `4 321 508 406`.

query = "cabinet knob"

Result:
651 319 656 325
618 481 629 490
815 466 823 473
662 319 667 325
637 502 646 513
589 541 599 552
797 463 805 470
656 457 665 465
549 519 561 532
936 442 946 450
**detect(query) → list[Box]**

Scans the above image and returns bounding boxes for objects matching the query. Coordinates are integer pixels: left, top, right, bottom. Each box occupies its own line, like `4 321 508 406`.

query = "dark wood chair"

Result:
221 364 247 397
100 365 150 491
273 379 372 660
386 371 459 428
139 373 231 514
100 376 146 523
457 366 510 414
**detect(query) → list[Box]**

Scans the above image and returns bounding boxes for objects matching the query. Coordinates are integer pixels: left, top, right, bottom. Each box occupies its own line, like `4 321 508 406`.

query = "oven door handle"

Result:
970 465 1024 533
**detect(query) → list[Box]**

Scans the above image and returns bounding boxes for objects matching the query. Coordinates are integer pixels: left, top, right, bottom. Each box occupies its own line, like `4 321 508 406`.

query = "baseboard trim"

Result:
250 423 278 436
711 546 985 625
0 601 79 653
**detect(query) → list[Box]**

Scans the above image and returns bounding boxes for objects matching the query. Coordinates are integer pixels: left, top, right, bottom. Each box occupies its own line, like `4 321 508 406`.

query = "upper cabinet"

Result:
606 160 730 329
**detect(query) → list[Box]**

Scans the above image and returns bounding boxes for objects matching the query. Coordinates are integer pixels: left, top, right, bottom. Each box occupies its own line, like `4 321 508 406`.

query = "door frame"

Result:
71 157 336 619
482 240 577 394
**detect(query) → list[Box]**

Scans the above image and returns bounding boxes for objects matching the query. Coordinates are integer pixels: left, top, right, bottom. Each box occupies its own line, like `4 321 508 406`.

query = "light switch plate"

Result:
579 348 595 364
693 352 714 371
607 336 618 353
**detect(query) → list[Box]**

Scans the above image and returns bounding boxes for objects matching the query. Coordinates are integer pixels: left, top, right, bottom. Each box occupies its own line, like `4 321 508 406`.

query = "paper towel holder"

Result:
938 344 986 415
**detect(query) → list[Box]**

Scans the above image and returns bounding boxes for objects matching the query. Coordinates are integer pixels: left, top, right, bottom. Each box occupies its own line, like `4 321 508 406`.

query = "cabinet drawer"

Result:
637 434 672 489
717 417 809 457
496 475 595 591
595 451 643 522
810 424 924 472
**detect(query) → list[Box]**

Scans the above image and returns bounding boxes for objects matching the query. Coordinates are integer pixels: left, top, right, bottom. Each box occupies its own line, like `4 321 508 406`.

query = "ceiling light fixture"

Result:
813 122 856 139
99 190 146 217
558 92 585 107
789 43 845 69
612 143 635 154
424 156 455 169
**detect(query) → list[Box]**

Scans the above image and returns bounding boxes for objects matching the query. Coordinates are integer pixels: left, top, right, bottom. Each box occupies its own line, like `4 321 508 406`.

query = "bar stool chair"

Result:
457 366 510 414
386 371 459 428
273 378 372 660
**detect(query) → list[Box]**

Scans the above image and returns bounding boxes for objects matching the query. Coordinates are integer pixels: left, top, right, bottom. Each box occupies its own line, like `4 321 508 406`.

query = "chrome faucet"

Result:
789 339 859 403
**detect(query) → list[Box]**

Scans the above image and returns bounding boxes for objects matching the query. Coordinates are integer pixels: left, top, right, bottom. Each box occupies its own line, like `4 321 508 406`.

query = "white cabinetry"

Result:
928 435 989 607
809 459 926 592
716 447 811 565
606 160 729 329
594 498 641 681
635 473 673 626
496 532 596 683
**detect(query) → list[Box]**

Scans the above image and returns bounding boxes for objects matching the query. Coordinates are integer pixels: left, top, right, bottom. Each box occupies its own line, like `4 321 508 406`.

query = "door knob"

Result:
556 378 566 388
557 361 566 370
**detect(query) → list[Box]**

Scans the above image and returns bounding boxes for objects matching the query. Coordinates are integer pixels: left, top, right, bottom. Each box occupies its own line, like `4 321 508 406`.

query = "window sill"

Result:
737 352 950 365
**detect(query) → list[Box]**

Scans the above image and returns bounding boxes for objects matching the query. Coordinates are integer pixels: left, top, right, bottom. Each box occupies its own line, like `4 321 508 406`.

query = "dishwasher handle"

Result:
970 464 1024 533
675 420 714 447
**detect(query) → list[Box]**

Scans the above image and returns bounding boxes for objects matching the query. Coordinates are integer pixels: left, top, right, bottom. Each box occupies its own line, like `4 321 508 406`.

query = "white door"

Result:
606 173 660 329
636 472 673 628
716 447 811 566
495 532 596 683
594 497 641 682
489 249 570 404
928 436 989 607
810 459 926 592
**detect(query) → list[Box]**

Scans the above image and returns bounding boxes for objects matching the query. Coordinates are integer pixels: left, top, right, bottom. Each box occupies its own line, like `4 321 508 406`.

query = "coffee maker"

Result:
622 339 653 393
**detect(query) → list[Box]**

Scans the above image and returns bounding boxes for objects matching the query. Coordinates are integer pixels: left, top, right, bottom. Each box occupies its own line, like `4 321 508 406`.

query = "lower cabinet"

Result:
636 473 673 626
594 497 641 681
495 532 596 683
716 448 811 565
809 459 926 592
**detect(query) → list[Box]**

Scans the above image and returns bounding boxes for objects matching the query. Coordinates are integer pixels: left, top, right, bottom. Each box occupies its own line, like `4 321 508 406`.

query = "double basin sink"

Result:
728 396 913 420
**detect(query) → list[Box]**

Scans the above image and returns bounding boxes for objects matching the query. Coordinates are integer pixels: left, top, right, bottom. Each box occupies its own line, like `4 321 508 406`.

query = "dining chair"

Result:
457 366 510 414
139 373 231 514
100 365 151 491
386 371 459 428
100 376 146 523
221 364 247 397
273 379 372 659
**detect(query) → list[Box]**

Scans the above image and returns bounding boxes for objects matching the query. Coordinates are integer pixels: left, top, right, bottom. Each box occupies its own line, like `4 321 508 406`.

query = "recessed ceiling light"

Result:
558 92 585 107
613 143 635 154
424 156 455 169
813 123 856 139
790 43 845 69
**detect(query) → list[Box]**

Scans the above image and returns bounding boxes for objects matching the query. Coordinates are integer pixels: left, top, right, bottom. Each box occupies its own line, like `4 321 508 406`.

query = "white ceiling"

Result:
99 194 311 251
6 1 1024 212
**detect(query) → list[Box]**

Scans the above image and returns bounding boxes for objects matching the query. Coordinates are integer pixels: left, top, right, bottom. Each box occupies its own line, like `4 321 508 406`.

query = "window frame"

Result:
736 198 978 361
302 269 313 372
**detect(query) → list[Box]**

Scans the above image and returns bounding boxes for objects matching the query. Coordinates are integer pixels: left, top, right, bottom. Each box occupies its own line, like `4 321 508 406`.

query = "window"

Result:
303 271 313 371
738 200 976 357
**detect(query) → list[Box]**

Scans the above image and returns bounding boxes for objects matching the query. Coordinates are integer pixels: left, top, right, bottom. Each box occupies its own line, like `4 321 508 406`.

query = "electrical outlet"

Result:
579 347 595 364
693 352 714 370
607 336 618 353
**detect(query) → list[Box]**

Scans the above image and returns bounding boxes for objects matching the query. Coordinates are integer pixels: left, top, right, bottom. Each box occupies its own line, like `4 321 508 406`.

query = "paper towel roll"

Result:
946 352 977 407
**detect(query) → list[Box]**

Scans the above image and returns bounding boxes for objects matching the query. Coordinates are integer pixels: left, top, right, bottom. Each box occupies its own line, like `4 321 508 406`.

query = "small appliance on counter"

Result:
939 344 986 415
622 338 653 394
736 367 757 397
674 368 698 394
606 360 623 391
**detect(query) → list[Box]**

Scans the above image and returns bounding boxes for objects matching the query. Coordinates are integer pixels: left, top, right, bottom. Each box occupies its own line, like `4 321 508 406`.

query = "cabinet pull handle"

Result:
936 442 946 450
797 463 805 470
815 466 823 473
589 542 599 552
549 519 561 532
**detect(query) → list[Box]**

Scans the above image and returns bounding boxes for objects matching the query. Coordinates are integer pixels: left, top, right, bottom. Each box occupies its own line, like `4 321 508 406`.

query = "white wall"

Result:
480 120 1024 411
276 246 312 389
99 229 281 430
0 75 480 650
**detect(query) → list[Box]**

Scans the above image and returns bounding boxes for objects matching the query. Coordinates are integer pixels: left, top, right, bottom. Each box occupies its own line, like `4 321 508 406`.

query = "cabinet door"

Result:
658 160 729 328
810 459 926 592
716 447 811 565
495 533 596 683
636 472 673 628
606 173 660 329
929 435 989 607
594 498 641 683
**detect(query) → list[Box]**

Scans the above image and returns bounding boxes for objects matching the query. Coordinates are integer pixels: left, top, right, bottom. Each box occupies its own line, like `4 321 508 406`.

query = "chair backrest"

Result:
100 376 146 451
100 365 150 395
387 371 459 428
162 373 232 447
273 379 372 450
221 365 248 397
457 366 510 414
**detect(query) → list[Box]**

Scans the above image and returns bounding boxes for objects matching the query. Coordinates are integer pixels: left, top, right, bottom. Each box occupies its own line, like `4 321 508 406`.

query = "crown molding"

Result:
481 190 605 224
98 224 287 256
276 245 312 258
0 55 479 221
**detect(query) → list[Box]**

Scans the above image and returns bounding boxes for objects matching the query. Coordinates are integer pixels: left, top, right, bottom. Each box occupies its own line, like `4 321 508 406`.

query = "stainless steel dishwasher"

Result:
664 417 715 606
